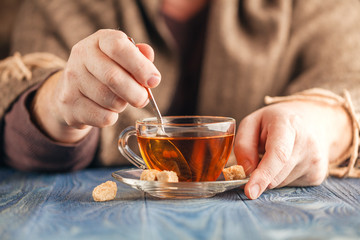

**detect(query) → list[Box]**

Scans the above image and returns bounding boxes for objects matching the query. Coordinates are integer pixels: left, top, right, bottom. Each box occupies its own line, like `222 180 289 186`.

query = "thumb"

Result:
234 112 262 175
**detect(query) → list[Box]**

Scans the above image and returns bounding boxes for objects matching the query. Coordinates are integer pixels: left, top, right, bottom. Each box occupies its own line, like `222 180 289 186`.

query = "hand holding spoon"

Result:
125 37 192 180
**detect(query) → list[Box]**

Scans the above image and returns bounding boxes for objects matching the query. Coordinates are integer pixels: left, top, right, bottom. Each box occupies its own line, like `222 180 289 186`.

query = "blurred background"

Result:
0 0 23 59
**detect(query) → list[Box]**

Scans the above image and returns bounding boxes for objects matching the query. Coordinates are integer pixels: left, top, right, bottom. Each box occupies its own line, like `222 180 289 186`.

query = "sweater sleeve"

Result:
2 82 100 172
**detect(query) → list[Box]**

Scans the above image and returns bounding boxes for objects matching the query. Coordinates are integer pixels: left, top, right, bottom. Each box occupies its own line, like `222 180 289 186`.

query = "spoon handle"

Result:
128 37 164 126
146 88 164 125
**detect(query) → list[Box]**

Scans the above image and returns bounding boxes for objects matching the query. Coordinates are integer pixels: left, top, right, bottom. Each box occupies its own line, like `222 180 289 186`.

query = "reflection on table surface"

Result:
0 167 359 240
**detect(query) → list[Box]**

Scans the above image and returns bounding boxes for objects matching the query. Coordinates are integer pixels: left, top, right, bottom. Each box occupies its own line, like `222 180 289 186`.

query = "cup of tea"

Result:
118 116 236 182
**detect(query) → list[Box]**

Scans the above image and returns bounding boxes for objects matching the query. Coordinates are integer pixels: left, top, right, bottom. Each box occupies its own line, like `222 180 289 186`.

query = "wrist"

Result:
31 70 92 143
319 101 352 162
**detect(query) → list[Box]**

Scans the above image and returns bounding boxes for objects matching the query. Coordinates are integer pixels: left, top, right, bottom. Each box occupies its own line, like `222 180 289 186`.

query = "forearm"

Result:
2 83 100 172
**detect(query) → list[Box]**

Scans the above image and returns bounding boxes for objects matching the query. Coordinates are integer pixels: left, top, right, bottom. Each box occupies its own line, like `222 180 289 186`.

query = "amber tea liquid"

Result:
138 134 234 182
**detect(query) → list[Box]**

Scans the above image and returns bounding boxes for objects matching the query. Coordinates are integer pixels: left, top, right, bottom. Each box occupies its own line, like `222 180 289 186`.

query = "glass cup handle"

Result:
118 126 147 169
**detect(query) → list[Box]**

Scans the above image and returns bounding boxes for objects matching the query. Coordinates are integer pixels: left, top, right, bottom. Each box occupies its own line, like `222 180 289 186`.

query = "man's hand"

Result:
31 29 161 143
234 100 351 199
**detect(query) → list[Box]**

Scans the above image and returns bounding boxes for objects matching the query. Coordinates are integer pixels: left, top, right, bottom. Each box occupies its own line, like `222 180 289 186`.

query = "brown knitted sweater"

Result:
2 0 360 168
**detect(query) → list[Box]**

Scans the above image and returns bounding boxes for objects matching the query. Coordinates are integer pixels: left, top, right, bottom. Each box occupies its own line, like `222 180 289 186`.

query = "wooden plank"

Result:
0 167 359 240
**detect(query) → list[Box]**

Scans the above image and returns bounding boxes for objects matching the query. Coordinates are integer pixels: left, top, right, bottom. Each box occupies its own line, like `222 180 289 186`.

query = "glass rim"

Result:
136 115 235 126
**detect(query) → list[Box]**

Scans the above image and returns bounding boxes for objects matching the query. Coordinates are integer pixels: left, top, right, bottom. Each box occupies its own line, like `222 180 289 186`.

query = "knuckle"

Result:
310 152 323 167
98 29 127 38
95 29 107 35
288 114 303 130
98 29 127 53
132 61 148 82
86 109 99 125
309 158 327 185
306 132 322 154
58 92 71 106
258 168 274 187
268 174 286 189
267 181 277 189
62 67 77 84
103 68 119 89
101 111 118 127
95 84 110 101
284 115 300 138
63 115 78 128
58 71 82 104
70 41 85 56
131 90 148 108
113 37 128 56
110 42 123 57
303 135 327 186
116 30 127 39
66 99 86 126
301 153 327 186
56 87 74 107
272 144 290 165
111 96 127 112
305 170 327 186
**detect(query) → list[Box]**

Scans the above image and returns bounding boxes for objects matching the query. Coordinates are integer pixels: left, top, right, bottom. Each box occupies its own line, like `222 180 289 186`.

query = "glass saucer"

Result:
112 169 249 199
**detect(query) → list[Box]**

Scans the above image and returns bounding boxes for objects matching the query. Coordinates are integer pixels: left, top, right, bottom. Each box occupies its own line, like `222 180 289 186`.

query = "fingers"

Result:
234 112 262 175
80 44 149 108
76 70 128 113
236 102 333 200
63 91 119 129
279 144 328 188
244 117 297 200
34 29 161 143
56 29 161 131
286 169 326 187
137 43 155 62
97 30 161 88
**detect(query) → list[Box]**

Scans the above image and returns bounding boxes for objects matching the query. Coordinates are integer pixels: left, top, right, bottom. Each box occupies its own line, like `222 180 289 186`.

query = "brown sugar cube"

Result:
140 169 161 181
156 170 179 182
92 181 117 202
222 165 246 180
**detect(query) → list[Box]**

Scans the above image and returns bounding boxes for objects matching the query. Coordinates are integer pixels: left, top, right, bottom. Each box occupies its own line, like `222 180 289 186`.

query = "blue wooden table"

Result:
1 167 359 240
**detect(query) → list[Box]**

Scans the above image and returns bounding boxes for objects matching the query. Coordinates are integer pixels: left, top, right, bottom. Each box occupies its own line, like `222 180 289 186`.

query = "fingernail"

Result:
249 184 260 199
147 74 161 88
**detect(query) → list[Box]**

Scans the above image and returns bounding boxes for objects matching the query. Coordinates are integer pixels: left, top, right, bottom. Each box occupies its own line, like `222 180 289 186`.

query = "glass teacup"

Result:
118 116 235 182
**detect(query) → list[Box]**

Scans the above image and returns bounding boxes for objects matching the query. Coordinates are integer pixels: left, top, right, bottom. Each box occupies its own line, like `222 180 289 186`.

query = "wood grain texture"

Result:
0 167 359 240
